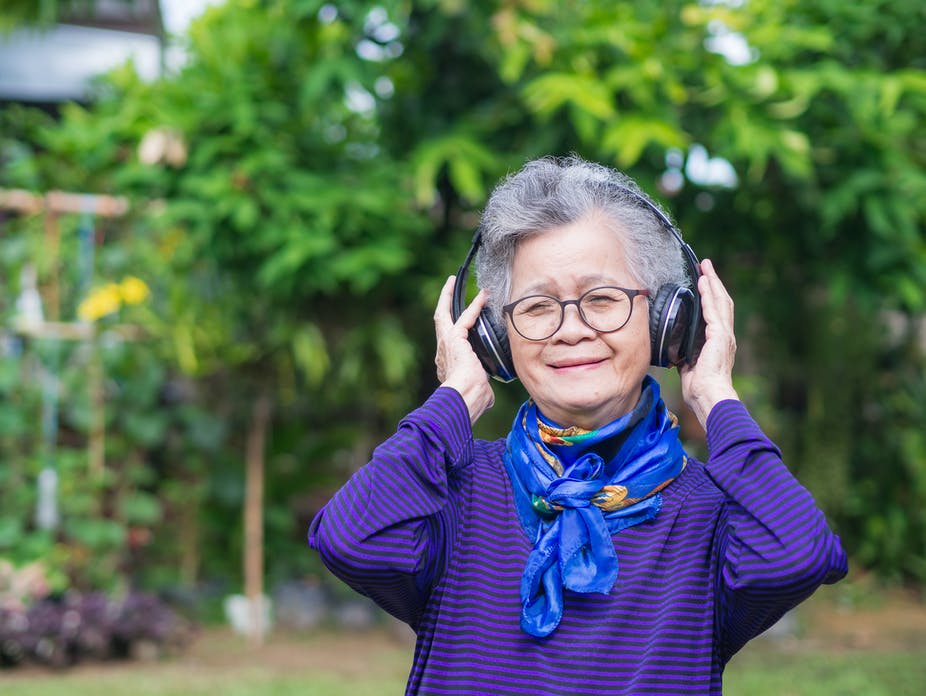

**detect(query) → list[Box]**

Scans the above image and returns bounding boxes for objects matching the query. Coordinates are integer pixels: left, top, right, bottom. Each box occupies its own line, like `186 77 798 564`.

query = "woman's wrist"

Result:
441 376 494 425
688 383 739 430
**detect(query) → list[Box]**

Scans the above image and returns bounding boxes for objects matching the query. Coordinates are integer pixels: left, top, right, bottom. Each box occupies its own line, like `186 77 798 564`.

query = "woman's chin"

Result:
536 384 639 428
539 394 608 426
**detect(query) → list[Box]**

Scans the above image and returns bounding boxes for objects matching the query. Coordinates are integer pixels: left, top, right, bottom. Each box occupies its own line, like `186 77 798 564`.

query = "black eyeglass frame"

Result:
502 285 651 341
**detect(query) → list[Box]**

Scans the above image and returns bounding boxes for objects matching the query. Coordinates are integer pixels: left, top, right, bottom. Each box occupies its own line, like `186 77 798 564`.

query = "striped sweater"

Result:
308 387 847 695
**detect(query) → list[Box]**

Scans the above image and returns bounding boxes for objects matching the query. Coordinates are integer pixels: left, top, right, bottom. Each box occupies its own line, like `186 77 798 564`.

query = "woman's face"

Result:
506 212 651 429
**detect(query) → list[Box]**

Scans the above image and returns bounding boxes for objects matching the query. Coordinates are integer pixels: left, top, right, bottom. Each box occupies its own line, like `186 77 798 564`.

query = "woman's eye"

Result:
586 293 622 306
521 299 556 315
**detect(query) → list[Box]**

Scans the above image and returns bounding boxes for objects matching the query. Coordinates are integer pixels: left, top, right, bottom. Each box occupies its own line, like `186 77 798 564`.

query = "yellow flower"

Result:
77 283 122 322
119 276 150 305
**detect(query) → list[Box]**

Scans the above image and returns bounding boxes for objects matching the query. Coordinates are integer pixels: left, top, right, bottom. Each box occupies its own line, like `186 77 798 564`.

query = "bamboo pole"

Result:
0 188 129 217
88 354 106 479
244 393 272 647
43 210 60 322
12 320 145 341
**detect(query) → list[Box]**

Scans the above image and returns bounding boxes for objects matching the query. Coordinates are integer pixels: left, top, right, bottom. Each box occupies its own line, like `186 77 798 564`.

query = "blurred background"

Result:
0 0 924 693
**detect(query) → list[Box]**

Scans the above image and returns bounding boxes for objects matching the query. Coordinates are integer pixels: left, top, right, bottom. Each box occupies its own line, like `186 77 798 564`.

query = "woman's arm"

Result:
308 386 474 628
679 260 847 661
704 400 848 662
308 276 494 627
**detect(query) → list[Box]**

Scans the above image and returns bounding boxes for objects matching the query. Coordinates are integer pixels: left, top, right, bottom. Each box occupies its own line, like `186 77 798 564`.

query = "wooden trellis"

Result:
1 187 269 646
0 188 135 478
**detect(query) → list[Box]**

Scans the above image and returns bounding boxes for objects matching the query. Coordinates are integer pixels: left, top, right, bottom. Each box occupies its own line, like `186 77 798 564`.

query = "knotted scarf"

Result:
502 376 686 637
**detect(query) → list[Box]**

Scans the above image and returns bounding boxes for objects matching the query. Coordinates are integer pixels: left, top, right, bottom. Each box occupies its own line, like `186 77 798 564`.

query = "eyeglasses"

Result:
502 286 650 341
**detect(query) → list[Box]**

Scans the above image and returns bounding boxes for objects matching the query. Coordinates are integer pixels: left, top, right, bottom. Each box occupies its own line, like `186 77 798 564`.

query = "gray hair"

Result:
475 155 689 319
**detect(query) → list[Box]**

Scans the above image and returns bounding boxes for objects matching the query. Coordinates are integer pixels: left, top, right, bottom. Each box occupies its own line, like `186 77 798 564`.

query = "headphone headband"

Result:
605 185 704 365
452 226 517 382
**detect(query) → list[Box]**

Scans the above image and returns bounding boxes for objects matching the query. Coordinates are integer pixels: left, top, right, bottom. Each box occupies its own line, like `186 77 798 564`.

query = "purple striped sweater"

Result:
308 387 847 695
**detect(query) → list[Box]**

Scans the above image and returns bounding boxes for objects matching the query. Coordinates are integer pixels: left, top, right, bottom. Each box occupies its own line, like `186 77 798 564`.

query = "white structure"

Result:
0 0 163 103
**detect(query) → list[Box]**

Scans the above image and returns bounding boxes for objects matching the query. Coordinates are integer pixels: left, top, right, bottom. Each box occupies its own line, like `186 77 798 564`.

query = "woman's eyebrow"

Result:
516 274 620 297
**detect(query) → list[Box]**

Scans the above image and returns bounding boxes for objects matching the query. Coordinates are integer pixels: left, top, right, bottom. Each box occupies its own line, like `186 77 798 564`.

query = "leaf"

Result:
373 318 416 386
257 227 337 289
880 75 903 117
123 412 169 448
292 323 330 387
411 135 498 207
118 492 163 525
523 73 616 120
69 519 126 550
499 43 532 84
448 156 484 204
601 117 687 168
0 518 23 550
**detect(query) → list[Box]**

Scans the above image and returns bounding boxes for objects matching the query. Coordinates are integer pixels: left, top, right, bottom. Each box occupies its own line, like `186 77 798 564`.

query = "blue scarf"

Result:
502 376 686 637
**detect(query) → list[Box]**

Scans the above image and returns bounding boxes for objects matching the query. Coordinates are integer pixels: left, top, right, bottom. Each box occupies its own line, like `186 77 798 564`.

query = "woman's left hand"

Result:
678 258 739 429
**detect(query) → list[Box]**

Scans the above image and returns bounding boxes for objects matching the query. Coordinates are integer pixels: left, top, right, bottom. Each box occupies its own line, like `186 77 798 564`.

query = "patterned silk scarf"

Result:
502 376 686 637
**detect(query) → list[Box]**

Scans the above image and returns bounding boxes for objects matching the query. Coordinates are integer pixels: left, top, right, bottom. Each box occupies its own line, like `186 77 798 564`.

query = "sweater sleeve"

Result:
704 400 848 663
307 387 473 629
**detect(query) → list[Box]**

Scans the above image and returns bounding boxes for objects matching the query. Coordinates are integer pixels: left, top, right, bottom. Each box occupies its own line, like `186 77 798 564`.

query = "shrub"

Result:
0 590 194 669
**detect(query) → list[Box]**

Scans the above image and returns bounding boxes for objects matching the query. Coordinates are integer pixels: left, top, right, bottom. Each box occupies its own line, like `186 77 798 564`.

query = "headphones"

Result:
451 185 706 383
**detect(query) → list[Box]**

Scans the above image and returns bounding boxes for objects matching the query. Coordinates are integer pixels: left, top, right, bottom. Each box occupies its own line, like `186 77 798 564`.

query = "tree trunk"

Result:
244 392 272 647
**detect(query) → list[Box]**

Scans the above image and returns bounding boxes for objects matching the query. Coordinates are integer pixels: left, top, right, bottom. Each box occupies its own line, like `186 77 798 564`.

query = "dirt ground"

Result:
183 621 416 676
790 586 926 652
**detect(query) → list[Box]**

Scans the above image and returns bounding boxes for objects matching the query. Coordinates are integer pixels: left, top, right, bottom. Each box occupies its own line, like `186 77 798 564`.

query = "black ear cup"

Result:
451 230 518 383
649 284 696 367
627 193 705 368
471 311 516 383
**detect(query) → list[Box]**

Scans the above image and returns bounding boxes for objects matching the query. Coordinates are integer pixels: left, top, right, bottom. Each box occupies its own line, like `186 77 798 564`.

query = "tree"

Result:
374 0 926 580
1 0 924 587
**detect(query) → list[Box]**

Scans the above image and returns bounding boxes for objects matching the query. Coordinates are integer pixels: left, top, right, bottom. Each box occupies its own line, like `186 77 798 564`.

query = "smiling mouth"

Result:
549 358 606 370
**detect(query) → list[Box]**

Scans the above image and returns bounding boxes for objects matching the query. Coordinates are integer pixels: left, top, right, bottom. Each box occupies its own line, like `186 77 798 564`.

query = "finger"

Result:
455 288 489 331
700 259 734 305
434 275 457 332
700 280 732 335
698 260 733 325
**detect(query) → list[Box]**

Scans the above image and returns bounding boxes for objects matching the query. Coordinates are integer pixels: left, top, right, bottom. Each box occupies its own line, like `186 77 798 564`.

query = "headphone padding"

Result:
649 284 694 367
475 310 516 382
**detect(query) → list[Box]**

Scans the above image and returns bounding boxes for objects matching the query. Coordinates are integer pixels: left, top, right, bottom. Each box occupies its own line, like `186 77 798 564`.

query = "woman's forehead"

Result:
515 273 624 297
508 222 636 296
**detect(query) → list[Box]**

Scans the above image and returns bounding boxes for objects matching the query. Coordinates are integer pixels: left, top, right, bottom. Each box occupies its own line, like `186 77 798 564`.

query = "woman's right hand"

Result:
434 275 495 424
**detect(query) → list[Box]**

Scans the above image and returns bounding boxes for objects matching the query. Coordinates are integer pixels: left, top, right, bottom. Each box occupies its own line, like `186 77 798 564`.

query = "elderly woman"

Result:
308 156 847 695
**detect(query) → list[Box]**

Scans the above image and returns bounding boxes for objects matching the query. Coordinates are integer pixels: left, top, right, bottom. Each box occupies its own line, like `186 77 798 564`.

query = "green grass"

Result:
724 646 925 696
3 671 409 696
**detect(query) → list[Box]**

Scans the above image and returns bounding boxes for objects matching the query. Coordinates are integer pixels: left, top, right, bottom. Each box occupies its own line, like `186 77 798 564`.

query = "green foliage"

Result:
1 0 924 592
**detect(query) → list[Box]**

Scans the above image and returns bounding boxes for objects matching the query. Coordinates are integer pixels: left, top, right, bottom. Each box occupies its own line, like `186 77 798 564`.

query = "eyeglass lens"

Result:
509 287 634 340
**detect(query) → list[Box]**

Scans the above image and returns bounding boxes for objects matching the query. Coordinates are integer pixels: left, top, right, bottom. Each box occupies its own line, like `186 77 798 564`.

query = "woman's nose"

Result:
555 303 597 342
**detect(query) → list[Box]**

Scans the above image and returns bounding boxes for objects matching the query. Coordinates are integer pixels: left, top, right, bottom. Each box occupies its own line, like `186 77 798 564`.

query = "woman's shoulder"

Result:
447 435 508 491
663 455 726 508
474 435 506 455
458 436 506 474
